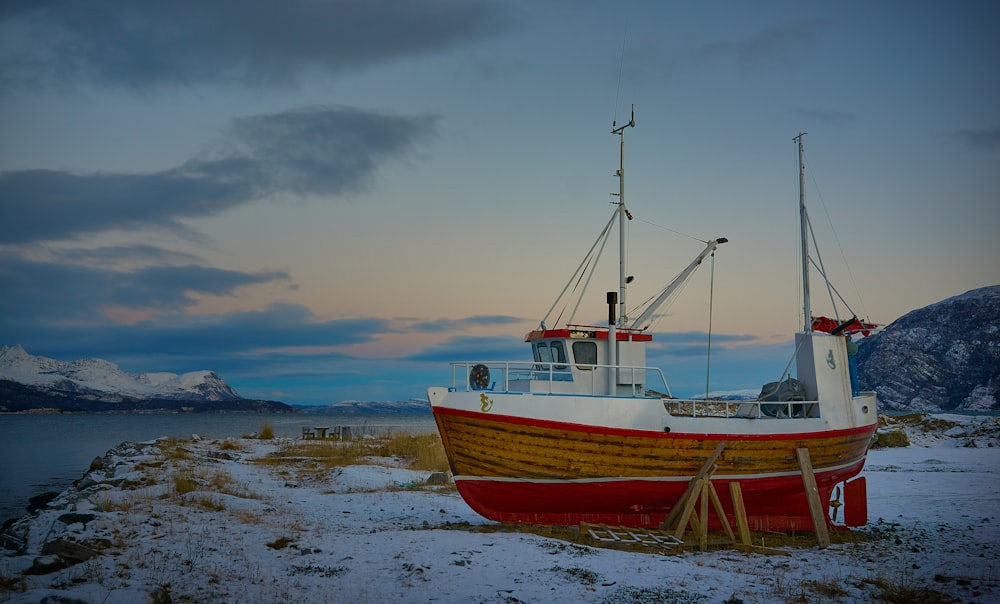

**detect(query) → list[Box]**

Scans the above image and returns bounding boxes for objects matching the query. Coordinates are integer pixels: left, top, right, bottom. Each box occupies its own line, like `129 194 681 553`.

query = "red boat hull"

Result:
454 460 865 531
434 407 876 530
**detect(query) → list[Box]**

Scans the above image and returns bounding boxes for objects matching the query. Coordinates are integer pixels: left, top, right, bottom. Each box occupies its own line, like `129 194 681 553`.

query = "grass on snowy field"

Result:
256 431 450 475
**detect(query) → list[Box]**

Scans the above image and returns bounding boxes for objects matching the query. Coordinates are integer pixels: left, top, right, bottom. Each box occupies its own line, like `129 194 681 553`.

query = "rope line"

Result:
633 215 708 244
705 251 716 401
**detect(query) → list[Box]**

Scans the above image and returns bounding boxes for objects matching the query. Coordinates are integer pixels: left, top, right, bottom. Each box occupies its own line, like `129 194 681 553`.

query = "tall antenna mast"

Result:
611 104 635 327
795 132 811 332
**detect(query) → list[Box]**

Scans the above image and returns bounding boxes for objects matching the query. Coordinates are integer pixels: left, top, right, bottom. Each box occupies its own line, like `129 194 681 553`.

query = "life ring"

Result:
470 364 490 390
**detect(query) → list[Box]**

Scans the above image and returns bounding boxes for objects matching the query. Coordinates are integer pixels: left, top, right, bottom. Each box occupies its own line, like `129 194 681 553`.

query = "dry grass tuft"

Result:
266 536 295 550
258 422 275 440
864 572 960 604
96 487 161 513
218 438 246 451
160 440 194 461
803 577 850 598
0 568 19 593
874 429 911 448
172 471 198 496
188 493 226 512
370 433 450 472
168 465 259 502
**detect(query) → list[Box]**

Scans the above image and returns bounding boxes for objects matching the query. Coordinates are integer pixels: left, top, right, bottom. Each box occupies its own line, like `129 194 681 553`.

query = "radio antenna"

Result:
612 30 627 129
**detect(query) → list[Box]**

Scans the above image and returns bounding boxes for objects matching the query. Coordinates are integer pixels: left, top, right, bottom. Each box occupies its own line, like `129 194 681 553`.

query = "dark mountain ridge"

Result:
857 285 1000 412
0 379 293 413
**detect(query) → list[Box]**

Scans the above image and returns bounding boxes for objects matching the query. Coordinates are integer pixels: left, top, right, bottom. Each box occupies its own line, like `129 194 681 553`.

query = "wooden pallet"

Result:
580 522 683 547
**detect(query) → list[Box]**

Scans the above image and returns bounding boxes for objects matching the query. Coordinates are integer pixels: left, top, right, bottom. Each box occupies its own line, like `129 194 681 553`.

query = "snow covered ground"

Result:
1 414 997 604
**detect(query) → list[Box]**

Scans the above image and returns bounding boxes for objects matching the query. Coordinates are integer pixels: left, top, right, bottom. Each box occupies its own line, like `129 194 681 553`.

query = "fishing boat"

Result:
428 115 879 532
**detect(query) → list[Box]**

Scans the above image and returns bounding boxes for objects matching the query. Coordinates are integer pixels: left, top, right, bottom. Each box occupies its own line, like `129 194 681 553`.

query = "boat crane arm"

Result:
628 237 728 330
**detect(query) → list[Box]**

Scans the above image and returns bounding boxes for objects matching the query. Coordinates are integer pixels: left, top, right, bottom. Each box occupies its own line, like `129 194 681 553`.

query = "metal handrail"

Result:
661 398 822 419
447 361 835 420
448 360 671 396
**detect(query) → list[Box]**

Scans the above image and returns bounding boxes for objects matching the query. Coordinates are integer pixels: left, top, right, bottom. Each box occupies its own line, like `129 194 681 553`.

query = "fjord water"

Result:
0 412 436 523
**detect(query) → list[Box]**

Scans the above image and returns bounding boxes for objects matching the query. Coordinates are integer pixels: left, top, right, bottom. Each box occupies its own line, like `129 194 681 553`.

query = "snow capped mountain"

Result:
0 345 240 402
857 285 1000 412
297 399 432 414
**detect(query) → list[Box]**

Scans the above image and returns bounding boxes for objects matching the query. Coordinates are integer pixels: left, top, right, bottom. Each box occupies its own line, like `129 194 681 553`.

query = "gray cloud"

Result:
643 331 762 361
954 126 1000 151
105 303 388 356
407 315 523 333
406 335 525 363
0 0 512 92
0 254 290 321
653 331 758 345
1 299 387 365
224 106 437 196
51 244 204 266
625 20 823 83
0 106 437 244
693 22 822 67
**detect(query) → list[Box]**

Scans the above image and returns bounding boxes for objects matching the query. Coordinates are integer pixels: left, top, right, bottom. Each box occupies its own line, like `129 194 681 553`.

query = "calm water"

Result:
0 412 437 522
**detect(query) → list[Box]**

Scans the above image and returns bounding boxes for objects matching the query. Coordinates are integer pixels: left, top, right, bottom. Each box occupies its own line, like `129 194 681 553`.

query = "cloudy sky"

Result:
1 1 997 404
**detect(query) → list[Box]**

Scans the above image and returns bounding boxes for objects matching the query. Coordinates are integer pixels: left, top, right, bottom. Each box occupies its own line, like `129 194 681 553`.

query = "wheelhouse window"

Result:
533 341 567 370
550 341 567 369
534 342 549 363
572 341 597 370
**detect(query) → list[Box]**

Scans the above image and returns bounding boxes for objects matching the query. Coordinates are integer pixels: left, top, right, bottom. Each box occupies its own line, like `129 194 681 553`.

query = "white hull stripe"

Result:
453 458 864 485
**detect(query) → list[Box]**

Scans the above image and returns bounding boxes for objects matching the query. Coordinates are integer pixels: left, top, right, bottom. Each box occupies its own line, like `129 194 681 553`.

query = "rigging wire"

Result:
628 269 695 331
808 257 862 319
802 150 872 324
805 209 839 321
625 211 715 326
633 215 709 244
704 251 716 401
540 210 617 329
569 221 613 325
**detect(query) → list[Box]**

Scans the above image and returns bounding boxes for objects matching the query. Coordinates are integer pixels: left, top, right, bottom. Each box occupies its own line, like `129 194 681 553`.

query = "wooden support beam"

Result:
699 478 709 551
688 508 701 536
661 442 726 530
671 477 705 541
729 482 752 546
795 447 831 548
708 481 736 543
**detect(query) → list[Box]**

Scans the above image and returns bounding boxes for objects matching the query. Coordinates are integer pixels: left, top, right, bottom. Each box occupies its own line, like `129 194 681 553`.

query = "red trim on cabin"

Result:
524 328 653 342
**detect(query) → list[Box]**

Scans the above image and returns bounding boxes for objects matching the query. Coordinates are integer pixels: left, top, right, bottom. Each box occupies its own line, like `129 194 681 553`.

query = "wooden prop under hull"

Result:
434 408 876 530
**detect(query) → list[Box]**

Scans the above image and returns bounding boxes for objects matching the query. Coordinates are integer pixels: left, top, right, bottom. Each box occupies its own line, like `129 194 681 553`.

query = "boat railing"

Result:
447 361 671 396
660 398 820 419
